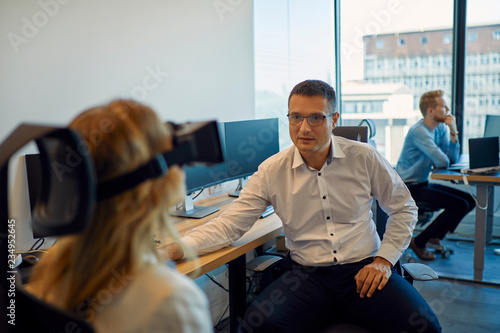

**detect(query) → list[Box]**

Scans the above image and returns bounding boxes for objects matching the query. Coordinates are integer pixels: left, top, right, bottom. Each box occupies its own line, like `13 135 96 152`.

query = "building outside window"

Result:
254 0 500 161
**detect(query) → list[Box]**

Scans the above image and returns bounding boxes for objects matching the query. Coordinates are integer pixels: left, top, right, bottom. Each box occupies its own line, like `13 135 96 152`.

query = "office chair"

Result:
415 202 439 227
15 285 95 333
405 198 452 259
357 118 377 149
0 124 97 333
332 125 369 143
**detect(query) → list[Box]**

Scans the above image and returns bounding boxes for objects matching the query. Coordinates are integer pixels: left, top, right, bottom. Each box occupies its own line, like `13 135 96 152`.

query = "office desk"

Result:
168 193 283 333
431 169 500 281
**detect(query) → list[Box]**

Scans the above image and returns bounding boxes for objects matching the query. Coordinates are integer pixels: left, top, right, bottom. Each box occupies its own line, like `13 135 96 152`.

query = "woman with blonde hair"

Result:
28 100 212 332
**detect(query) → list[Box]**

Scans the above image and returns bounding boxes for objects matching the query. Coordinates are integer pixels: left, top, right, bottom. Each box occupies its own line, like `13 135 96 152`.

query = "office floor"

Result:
414 279 500 333
403 236 500 284
407 232 500 333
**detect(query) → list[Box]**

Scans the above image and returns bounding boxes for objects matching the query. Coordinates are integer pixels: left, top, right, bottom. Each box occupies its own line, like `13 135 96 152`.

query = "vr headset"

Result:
0 120 223 238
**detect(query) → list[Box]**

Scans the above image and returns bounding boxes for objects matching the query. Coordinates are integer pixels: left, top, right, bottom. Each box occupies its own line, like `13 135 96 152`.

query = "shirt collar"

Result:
292 135 342 169
331 135 346 162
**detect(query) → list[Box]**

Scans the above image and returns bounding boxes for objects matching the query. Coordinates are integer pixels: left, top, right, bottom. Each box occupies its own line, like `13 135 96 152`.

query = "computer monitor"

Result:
183 162 228 195
170 122 227 218
484 115 500 152
224 118 279 196
12 154 56 252
25 154 42 218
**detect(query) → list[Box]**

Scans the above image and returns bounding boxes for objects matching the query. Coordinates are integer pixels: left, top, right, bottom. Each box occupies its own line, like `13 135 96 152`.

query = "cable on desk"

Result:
191 188 205 200
462 174 492 210
174 189 205 211
30 238 45 251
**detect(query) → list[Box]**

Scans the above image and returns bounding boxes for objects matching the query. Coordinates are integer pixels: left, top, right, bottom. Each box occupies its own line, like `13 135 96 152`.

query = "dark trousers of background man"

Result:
407 182 475 249
241 257 442 333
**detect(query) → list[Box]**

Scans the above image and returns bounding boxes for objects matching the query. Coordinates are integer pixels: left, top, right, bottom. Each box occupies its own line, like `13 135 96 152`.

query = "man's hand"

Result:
158 242 184 261
354 257 392 298
445 114 458 132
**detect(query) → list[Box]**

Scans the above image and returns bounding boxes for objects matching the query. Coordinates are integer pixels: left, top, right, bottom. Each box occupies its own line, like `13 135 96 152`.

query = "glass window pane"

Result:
340 0 453 164
254 0 334 150
463 1 500 153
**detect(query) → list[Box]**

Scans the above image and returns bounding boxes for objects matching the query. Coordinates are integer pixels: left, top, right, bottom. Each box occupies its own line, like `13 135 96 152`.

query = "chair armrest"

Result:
246 255 283 272
402 263 439 281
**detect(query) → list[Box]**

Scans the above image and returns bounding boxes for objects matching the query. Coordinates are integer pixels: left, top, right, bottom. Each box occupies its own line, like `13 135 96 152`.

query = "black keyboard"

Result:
260 205 275 219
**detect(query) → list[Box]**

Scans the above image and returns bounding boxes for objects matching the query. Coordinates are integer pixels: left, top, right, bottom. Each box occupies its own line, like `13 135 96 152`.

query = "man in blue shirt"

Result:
397 90 475 260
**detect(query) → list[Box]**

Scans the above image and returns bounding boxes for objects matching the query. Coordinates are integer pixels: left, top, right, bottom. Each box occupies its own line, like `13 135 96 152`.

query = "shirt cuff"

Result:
375 242 401 266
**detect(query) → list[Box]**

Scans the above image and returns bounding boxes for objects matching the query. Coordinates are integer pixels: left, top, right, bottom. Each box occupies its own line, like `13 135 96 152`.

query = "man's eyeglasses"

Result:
287 113 333 127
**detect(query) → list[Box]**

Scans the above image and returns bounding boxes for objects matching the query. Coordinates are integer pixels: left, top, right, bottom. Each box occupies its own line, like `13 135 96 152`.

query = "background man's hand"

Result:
354 257 392 298
445 114 457 132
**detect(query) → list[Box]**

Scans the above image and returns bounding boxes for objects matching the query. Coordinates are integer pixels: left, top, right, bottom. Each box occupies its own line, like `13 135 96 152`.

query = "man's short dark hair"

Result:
288 80 337 114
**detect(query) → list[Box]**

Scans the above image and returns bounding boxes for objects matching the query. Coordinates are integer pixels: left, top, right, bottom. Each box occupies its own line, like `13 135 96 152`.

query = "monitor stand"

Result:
228 178 243 197
170 194 220 218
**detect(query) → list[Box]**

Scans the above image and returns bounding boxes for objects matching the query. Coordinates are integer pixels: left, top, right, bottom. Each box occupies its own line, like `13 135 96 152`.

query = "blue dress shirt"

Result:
396 119 460 184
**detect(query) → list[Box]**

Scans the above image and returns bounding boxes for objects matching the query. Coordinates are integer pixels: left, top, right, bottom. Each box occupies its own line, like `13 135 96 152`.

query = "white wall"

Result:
1 0 254 325
0 0 255 143
1 0 254 250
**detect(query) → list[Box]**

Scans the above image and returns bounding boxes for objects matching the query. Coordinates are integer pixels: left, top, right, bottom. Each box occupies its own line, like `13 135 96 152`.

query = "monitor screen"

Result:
225 118 279 180
183 162 228 194
484 115 500 153
25 154 42 214
182 122 227 194
484 115 500 138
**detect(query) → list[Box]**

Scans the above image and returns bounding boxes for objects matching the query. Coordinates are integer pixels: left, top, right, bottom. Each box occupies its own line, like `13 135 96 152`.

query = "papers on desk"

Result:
461 165 500 174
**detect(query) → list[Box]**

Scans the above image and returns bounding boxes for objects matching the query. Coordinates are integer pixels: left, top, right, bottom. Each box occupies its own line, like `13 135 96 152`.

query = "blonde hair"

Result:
419 90 444 116
29 100 190 321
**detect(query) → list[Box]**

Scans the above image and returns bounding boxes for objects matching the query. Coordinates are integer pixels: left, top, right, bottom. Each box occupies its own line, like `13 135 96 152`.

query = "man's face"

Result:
431 97 450 123
288 94 339 156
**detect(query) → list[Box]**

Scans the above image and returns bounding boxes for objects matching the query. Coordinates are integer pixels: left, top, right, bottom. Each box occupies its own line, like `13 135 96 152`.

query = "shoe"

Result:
426 238 444 250
410 238 435 261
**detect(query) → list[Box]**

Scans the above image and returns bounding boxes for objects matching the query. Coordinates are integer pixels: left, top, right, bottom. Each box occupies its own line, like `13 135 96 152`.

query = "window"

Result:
463 1 500 148
254 0 333 149
468 31 477 42
443 34 452 44
257 1 500 162
422 57 430 67
341 0 453 164
493 29 500 40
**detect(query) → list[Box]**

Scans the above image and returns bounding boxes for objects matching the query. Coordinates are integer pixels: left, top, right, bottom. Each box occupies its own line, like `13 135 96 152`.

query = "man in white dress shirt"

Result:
171 80 441 332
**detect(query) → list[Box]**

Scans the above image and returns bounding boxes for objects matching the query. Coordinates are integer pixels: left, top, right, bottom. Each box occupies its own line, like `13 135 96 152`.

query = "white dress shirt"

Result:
183 135 417 266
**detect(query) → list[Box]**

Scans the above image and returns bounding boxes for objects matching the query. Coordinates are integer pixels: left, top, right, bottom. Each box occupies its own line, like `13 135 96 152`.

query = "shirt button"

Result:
326 216 331 220
318 172 322 176
323 196 326 199
330 233 334 236
333 250 337 253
